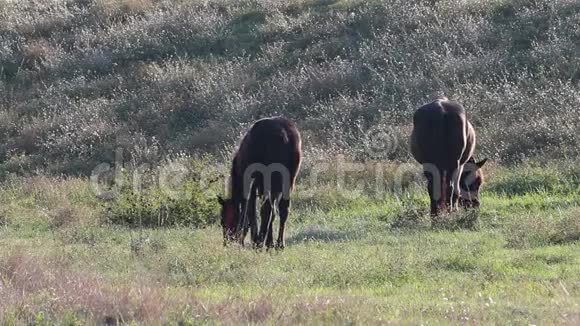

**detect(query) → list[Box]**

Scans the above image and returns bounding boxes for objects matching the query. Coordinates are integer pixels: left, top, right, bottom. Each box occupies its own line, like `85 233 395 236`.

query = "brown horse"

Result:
410 97 487 216
218 117 302 249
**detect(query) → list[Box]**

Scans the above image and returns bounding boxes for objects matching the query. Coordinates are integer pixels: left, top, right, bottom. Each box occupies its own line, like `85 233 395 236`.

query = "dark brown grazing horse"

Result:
218 117 302 249
410 97 488 216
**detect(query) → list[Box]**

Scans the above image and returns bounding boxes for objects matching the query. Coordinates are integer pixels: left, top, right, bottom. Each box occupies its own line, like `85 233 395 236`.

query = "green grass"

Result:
0 0 579 323
0 163 578 324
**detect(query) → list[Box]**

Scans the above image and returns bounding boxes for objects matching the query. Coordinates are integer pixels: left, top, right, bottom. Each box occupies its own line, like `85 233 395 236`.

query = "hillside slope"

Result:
1 0 579 175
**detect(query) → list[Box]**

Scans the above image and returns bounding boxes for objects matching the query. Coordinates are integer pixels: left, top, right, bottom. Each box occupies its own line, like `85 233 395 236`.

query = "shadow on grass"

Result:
386 205 481 232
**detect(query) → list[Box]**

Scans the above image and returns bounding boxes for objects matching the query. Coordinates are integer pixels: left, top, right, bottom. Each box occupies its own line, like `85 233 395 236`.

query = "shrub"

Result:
387 195 430 229
105 158 222 227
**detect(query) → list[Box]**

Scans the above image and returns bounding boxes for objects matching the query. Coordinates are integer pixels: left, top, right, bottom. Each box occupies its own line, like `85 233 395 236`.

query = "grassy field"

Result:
0 162 578 324
1 0 580 324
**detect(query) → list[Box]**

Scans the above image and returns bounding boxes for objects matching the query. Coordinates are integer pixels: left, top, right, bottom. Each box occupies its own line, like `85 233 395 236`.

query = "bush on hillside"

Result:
0 0 578 175
104 158 223 227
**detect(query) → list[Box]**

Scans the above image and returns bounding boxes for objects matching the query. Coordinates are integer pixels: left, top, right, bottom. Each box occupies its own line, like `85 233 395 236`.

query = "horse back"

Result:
232 117 302 198
411 99 475 169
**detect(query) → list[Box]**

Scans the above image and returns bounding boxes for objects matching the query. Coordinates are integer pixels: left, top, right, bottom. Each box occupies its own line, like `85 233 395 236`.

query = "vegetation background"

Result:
0 0 578 324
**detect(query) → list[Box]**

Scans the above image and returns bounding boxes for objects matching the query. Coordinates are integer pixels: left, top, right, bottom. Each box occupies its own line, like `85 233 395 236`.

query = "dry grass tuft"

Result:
0 176 100 228
93 0 155 21
506 208 580 248
0 249 170 324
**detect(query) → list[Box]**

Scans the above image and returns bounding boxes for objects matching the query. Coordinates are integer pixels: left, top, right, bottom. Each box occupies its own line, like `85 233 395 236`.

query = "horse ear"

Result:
217 196 225 205
476 158 488 169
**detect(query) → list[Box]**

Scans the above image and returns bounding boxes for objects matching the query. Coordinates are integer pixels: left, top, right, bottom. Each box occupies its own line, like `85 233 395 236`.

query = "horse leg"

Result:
247 183 258 247
430 197 438 217
238 199 247 245
265 197 277 249
450 161 463 211
241 202 250 246
258 198 272 248
437 170 455 214
425 171 438 216
276 199 290 250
